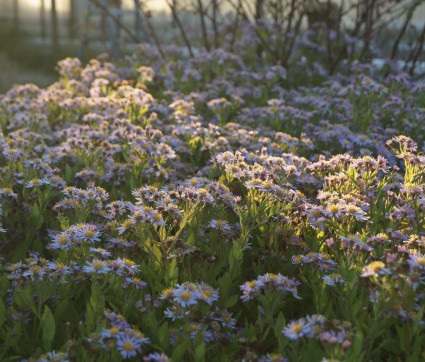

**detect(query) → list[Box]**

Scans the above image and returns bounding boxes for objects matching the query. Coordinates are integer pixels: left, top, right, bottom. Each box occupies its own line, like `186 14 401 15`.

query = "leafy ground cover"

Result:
1 27 425 362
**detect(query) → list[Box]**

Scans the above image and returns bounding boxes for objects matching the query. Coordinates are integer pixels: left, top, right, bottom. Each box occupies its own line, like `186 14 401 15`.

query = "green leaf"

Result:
353 331 363 357
65 164 73 182
172 339 189 361
194 343 205 361
86 302 94 333
0 298 6 327
225 294 239 309
54 299 69 323
274 312 285 338
41 305 55 351
0 277 10 297
31 203 40 219
165 258 178 285
219 273 232 296
158 322 170 348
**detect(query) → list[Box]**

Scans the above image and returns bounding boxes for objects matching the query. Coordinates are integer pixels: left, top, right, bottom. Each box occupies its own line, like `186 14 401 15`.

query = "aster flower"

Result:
25 178 48 188
164 307 189 321
75 224 101 243
115 258 140 275
48 233 71 250
360 261 391 278
344 204 369 221
282 319 313 340
323 274 345 286
117 219 135 234
160 288 174 300
116 334 143 359
82 260 111 274
207 219 231 232
198 283 219 305
47 261 72 275
123 277 147 290
240 279 264 302
101 326 122 339
173 285 201 308
190 324 214 342
149 211 167 226
146 352 172 362
261 353 288 362
89 247 111 258
36 350 70 362
407 253 425 271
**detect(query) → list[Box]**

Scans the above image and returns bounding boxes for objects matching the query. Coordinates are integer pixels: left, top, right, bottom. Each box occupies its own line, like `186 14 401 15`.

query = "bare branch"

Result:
166 0 195 57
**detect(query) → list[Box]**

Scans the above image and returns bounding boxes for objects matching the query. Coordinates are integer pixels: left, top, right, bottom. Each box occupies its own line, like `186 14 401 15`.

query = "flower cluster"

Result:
1 17 425 361
240 273 301 302
282 315 353 347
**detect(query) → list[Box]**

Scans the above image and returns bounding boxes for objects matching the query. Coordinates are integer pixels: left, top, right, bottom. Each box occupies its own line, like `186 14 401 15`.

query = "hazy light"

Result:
20 0 69 14
17 0 168 14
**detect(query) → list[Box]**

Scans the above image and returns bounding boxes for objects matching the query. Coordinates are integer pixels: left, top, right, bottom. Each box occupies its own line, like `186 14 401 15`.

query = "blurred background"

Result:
1 0 425 92
0 0 174 92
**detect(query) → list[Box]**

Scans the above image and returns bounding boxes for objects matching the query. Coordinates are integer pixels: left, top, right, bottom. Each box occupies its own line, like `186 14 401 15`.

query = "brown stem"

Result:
89 0 139 42
409 22 425 76
212 0 219 48
166 0 194 57
197 0 211 51
137 1 165 59
240 1 279 61
229 0 242 52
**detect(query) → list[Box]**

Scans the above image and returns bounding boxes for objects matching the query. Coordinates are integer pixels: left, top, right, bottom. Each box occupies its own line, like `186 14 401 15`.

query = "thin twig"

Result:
196 0 211 51
136 1 165 59
89 0 139 43
166 0 194 57
409 22 425 76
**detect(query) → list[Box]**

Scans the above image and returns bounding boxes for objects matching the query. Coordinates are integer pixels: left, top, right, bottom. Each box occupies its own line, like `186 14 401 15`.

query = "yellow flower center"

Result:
327 204 339 213
110 327 119 335
291 324 303 333
123 220 134 228
181 292 191 301
369 261 384 272
123 342 133 351
263 182 272 189
85 230 94 238
123 258 135 267
162 288 173 297
93 261 104 270
417 257 425 266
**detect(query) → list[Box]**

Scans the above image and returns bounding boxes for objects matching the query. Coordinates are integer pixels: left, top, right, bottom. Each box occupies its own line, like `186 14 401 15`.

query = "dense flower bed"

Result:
0 40 425 361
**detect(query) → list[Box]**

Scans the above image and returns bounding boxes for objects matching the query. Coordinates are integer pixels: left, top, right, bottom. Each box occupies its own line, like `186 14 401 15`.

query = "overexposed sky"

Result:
2 0 425 25
16 0 169 14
